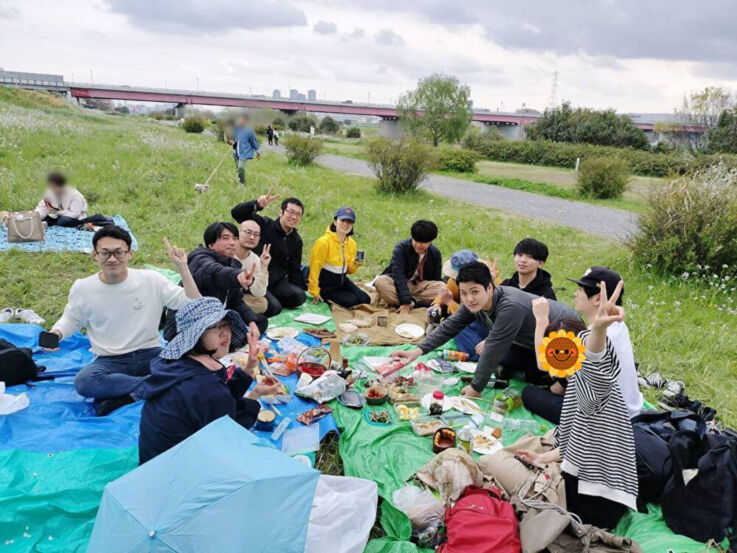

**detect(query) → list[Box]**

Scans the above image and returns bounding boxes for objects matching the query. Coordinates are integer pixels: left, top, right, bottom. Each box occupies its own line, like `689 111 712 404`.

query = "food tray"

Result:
363 407 394 427
410 416 445 436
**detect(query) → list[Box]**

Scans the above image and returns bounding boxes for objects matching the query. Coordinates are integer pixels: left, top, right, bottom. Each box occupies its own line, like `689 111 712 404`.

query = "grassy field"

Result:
322 140 655 212
1 88 736 428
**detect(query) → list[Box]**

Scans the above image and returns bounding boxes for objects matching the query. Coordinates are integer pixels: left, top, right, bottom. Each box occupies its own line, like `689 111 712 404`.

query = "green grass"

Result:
1 87 736 429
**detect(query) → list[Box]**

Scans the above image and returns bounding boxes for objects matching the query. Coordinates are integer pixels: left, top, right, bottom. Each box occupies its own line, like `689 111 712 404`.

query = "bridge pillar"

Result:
379 117 402 139
486 122 525 140
174 103 187 118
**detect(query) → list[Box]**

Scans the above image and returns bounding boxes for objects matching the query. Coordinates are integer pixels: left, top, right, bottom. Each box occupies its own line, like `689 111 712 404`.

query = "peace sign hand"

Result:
164 237 187 269
590 280 625 330
257 187 280 209
260 243 272 269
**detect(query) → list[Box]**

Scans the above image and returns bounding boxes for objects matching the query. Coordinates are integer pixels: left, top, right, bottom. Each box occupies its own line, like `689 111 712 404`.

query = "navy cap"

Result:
333 207 356 222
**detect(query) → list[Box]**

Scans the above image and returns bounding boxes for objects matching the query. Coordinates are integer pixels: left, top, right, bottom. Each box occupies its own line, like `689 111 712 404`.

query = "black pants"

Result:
43 214 113 228
521 385 564 424
319 271 370 309
563 473 627 530
265 277 306 316
499 344 553 385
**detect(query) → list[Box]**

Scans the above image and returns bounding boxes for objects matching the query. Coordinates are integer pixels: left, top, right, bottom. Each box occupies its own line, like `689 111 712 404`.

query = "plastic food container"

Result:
410 416 445 437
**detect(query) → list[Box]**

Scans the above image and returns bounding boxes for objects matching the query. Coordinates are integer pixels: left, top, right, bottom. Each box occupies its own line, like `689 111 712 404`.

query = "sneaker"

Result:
95 394 135 416
638 372 665 389
15 308 45 325
0 307 14 323
662 380 685 399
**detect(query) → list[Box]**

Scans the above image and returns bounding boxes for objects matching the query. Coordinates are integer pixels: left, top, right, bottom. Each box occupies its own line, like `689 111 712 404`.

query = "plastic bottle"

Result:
441 350 469 362
430 390 445 415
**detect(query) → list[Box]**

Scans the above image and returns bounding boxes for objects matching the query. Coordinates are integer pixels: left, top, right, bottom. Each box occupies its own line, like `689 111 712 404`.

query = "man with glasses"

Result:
44 226 201 416
231 188 306 315
235 219 275 316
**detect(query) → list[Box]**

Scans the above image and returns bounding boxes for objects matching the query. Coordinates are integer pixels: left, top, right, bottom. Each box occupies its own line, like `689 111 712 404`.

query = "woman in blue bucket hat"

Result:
138 297 282 464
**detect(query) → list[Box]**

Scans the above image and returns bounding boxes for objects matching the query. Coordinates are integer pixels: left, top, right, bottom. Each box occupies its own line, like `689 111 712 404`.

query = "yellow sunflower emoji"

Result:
538 330 586 378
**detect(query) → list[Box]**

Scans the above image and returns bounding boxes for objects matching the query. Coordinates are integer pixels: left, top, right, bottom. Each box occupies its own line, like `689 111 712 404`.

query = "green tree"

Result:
288 114 318 132
272 116 286 128
525 102 648 149
674 87 735 153
706 108 737 154
318 116 340 134
397 74 471 147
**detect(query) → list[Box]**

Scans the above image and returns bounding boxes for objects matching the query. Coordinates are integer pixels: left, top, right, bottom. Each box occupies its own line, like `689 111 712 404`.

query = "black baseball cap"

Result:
568 266 624 305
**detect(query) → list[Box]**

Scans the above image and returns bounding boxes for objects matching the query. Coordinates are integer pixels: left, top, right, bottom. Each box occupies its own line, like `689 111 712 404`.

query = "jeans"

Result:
74 346 161 401
236 159 248 184
454 320 487 361
265 277 306 315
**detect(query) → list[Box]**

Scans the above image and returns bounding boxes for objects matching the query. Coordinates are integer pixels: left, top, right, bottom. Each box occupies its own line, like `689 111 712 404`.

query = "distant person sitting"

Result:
375 220 445 315
164 222 268 341
34 171 112 228
232 114 260 187
391 262 579 395
501 238 557 300
43 227 200 416
138 297 283 464
522 266 643 424
231 188 306 314
266 124 274 145
308 207 370 308
235 219 274 316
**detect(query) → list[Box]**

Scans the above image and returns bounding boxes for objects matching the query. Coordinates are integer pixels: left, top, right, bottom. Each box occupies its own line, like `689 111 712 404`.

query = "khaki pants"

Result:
244 294 268 315
374 275 446 307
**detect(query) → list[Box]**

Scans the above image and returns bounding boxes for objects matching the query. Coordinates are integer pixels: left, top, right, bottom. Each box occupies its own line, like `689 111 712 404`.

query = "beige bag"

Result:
7 211 45 243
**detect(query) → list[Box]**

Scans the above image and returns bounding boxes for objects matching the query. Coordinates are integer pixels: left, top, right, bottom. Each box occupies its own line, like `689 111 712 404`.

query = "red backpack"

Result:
438 486 521 553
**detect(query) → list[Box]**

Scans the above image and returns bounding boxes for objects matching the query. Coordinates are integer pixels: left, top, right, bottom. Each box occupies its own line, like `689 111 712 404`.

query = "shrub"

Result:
254 124 268 136
435 147 479 173
576 157 630 199
288 114 318 133
367 137 432 193
284 135 323 166
630 162 737 277
346 126 361 139
181 116 205 133
272 117 286 128
462 126 504 151
319 116 340 134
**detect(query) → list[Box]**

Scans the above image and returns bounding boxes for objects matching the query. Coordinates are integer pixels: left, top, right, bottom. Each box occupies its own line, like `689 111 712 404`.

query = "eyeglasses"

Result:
283 208 303 218
95 249 129 260
241 230 261 238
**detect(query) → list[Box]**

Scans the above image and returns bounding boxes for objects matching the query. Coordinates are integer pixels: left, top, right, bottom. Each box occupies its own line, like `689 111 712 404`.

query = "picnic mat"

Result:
0 214 138 252
0 318 337 552
332 303 429 346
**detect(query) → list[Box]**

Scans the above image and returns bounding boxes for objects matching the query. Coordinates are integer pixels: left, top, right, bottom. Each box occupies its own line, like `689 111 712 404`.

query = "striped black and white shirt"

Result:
555 329 639 511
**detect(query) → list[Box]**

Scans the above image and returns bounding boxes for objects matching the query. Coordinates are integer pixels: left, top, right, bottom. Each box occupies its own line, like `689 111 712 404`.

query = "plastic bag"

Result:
392 485 445 531
296 370 346 404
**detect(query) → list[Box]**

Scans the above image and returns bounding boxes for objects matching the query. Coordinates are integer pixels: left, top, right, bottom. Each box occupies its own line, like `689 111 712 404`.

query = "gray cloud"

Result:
349 27 364 38
351 0 737 63
374 28 404 46
105 0 307 34
313 20 337 34
0 5 21 19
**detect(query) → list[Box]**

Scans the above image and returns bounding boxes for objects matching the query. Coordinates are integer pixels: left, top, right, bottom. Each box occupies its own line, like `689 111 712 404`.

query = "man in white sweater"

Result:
234 219 275 316
34 171 89 227
44 226 201 416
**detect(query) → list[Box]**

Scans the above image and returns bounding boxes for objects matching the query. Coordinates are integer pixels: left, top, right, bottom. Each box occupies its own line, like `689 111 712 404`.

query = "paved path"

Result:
268 146 638 240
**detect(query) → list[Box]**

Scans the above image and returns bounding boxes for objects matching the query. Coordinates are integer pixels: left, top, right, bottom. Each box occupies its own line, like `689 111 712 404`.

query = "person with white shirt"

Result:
43 226 201 416
34 171 112 228
522 266 643 423
234 219 274 316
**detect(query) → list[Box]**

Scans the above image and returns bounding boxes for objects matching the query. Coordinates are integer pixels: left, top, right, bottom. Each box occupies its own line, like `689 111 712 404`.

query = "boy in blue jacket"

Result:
232 113 260 187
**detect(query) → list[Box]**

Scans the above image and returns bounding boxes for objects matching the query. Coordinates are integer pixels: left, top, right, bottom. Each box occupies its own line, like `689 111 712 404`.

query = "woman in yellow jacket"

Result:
308 207 371 308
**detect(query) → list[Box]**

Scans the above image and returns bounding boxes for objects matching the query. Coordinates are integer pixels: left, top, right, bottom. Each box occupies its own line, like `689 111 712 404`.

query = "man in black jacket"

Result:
375 220 445 315
164 222 268 343
501 238 557 300
231 189 306 315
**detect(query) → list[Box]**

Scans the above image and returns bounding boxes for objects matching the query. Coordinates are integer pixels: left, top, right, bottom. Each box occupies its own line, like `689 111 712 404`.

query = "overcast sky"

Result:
2 0 736 113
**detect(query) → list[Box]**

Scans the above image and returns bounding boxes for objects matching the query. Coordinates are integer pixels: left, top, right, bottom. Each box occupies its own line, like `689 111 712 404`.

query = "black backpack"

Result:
662 431 737 544
0 338 46 386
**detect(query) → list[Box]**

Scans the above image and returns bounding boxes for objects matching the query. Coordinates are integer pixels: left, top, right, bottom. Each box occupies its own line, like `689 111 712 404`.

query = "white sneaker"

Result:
15 308 45 325
0 308 14 323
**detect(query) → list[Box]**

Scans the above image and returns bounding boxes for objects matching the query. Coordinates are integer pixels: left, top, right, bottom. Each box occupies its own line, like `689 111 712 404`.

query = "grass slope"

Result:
1 88 736 426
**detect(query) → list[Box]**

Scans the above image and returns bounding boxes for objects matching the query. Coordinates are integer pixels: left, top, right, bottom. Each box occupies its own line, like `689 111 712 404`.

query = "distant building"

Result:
308 89 317 102
0 70 64 88
289 89 299 100
296 93 306 101
272 89 281 99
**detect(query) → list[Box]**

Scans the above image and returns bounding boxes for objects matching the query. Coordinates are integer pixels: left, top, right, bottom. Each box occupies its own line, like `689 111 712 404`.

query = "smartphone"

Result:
514 454 542 471
39 331 59 349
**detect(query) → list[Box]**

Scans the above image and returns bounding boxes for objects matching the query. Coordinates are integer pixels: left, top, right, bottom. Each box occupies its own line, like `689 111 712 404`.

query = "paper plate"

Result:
395 323 425 340
451 396 485 415
420 392 453 412
455 362 477 374
266 327 300 340
470 428 503 456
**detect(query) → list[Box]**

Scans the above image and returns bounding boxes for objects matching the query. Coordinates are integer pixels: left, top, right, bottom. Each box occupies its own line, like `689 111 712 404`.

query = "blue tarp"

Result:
0 215 138 252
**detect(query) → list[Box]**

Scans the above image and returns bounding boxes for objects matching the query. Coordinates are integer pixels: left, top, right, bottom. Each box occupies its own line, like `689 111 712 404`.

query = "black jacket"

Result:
138 356 260 464
501 269 557 300
381 238 443 306
231 200 304 290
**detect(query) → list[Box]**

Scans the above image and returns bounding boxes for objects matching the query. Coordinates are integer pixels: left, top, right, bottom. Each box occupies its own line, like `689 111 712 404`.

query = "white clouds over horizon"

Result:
1 0 736 113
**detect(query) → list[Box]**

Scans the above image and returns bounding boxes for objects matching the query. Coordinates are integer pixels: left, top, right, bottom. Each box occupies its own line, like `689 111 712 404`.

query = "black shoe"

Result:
95 394 135 416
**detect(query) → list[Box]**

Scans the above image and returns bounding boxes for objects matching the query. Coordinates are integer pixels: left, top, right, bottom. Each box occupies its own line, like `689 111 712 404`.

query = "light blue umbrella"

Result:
88 417 319 553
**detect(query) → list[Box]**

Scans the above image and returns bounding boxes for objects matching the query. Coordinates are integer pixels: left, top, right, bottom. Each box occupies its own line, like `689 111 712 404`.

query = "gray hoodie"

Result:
418 285 579 391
